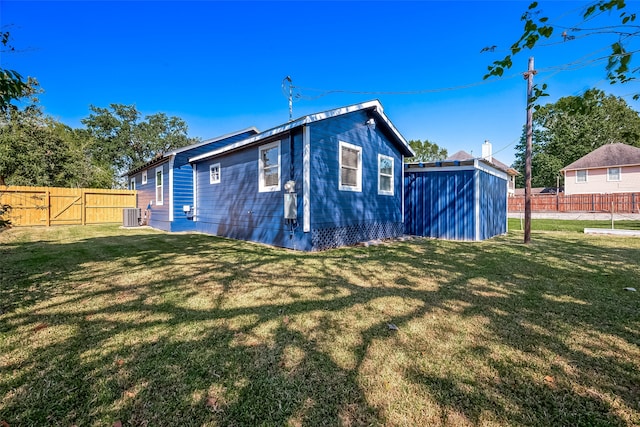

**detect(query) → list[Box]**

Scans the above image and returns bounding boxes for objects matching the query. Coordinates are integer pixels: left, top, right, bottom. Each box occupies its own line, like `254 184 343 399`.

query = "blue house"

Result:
188 100 415 250
127 127 258 232
404 159 508 241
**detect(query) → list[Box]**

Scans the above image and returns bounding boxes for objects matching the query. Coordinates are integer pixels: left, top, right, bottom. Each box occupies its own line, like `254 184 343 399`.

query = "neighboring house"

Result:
127 128 259 232
445 140 519 196
561 143 640 195
404 158 508 241
185 100 414 251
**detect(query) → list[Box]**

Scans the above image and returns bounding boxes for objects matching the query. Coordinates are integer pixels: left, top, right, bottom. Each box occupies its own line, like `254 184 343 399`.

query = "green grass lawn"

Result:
1 224 639 426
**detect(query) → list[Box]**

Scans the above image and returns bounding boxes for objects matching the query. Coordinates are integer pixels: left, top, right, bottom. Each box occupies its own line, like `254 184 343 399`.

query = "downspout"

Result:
474 159 481 241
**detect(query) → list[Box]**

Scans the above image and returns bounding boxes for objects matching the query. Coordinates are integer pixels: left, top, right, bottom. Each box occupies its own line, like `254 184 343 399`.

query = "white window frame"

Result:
155 166 163 205
607 167 621 182
130 178 136 190
258 141 281 192
378 154 394 196
576 169 587 183
339 141 362 192
142 170 148 185
209 163 221 184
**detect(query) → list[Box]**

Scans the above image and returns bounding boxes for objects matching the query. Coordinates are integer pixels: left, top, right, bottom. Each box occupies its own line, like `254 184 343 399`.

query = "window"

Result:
259 141 281 192
339 141 362 192
607 167 621 181
155 167 163 205
130 178 136 190
210 163 221 184
378 154 394 195
576 170 587 183
142 170 148 185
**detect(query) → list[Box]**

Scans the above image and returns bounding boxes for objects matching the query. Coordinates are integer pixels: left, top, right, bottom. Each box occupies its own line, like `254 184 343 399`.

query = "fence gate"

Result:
0 186 136 226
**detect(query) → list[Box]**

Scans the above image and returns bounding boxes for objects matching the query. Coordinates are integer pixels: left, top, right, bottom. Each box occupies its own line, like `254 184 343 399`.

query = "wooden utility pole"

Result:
523 57 536 244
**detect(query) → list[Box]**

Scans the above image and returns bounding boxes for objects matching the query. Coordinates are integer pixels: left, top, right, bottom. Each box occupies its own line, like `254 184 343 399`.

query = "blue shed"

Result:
189 100 415 251
126 128 258 232
404 159 508 241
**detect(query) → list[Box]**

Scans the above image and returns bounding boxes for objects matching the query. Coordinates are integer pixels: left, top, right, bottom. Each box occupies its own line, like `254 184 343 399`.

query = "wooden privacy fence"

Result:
508 192 640 213
0 186 136 226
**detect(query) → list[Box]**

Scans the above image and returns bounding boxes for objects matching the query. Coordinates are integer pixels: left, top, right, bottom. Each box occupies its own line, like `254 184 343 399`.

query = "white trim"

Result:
377 154 394 196
142 170 148 185
155 166 164 206
193 163 197 221
189 100 414 163
405 162 508 181
303 126 311 233
474 168 480 241
607 167 621 182
130 178 136 190
169 156 174 221
576 169 588 183
209 163 221 184
339 141 362 192
473 160 509 181
258 141 281 192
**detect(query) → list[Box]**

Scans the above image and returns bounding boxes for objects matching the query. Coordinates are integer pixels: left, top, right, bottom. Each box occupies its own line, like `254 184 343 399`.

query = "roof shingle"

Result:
562 143 640 171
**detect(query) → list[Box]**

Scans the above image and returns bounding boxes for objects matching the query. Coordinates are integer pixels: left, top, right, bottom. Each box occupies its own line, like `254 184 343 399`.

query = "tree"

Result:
0 31 29 112
82 104 199 187
512 88 640 187
484 1 638 97
405 139 448 162
1 105 70 186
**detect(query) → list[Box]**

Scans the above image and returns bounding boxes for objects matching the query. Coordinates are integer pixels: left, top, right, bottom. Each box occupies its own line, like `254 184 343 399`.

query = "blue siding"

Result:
171 130 257 232
479 170 508 240
404 169 476 240
171 162 196 232
194 131 312 250
148 162 171 231
307 111 404 249
404 166 507 241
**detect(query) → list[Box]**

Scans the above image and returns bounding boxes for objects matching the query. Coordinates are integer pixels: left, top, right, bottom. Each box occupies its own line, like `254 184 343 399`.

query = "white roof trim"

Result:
405 160 508 181
165 127 259 157
189 100 413 163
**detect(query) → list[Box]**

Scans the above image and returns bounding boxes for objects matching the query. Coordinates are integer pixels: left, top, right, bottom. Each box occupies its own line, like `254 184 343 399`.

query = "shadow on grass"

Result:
0 226 639 425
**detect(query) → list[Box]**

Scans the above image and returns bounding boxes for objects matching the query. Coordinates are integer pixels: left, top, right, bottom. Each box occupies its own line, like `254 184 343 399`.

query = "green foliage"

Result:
484 1 638 97
405 139 448 162
512 89 640 187
82 104 199 186
0 31 29 112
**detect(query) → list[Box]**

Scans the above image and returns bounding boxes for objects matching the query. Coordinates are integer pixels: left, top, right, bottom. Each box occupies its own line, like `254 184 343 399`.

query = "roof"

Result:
445 150 519 176
561 143 640 171
189 100 414 163
126 127 259 176
405 158 509 180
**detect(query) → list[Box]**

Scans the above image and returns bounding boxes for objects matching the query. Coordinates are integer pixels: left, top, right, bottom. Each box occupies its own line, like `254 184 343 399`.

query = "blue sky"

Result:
2 1 639 166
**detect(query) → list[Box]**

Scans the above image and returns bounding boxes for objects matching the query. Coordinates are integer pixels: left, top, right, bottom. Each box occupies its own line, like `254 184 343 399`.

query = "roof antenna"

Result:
282 76 293 121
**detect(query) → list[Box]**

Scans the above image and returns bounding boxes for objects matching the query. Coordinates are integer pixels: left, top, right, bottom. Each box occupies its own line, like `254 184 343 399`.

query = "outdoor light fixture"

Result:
365 117 376 129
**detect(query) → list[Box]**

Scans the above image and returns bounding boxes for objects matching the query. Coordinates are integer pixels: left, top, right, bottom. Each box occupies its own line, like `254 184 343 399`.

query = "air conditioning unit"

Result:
123 208 141 227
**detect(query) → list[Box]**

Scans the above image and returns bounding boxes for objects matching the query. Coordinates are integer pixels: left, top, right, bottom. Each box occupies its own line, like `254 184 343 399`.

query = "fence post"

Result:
45 190 51 227
81 190 86 226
